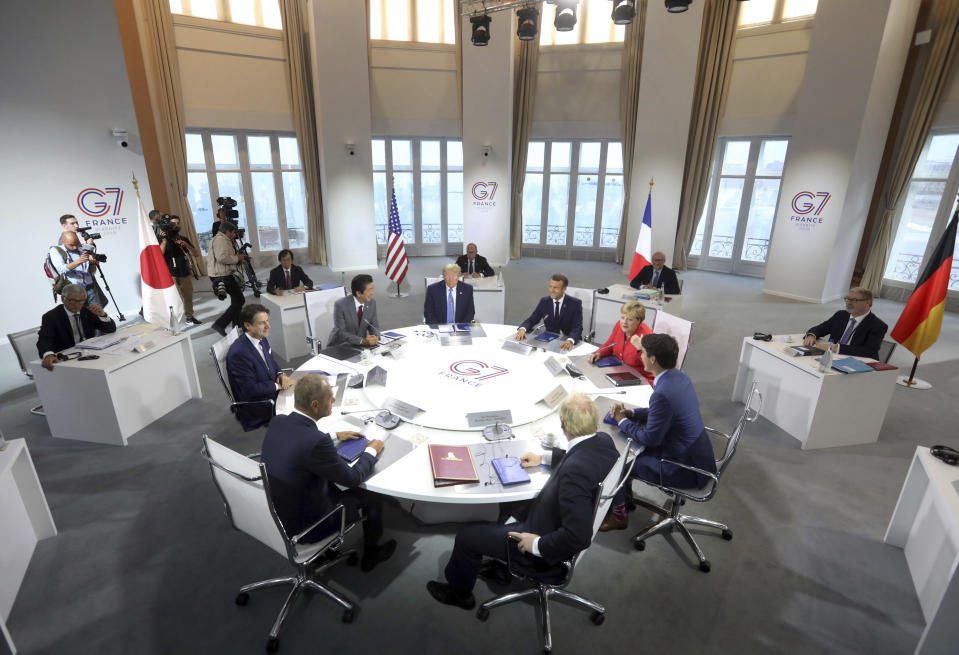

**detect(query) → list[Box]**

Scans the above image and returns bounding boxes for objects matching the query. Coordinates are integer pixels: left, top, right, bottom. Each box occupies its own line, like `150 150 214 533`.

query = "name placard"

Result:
540 385 568 409
543 356 565 377
502 340 533 355
466 409 513 428
385 397 421 420
366 365 388 386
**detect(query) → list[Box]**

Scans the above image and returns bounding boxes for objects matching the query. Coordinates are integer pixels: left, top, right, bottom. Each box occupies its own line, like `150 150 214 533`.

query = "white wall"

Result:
532 45 622 138
0 0 151 346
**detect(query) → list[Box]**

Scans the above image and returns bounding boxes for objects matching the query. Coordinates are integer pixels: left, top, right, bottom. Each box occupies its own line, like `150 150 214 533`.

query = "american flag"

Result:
385 181 409 285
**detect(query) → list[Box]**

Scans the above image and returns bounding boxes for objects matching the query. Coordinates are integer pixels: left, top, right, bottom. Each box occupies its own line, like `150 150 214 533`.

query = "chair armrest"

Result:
231 398 276 408
658 458 719 486
246 452 261 460
290 502 348 545
280 368 294 375
199 443 263 483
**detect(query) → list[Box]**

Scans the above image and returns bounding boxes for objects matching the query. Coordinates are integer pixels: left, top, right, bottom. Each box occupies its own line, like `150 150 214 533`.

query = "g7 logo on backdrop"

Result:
791 191 831 216
471 182 498 201
77 187 124 217
450 360 509 380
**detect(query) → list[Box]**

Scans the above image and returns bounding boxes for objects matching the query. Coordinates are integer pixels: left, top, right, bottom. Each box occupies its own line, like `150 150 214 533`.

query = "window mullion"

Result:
441 138 448 248
540 140 551 246
593 141 608 249
237 134 259 251
271 135 289 250
566 142 579 247
202 131 220 217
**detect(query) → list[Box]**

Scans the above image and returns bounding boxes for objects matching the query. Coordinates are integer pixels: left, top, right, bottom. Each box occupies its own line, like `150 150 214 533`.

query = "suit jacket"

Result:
423 281 475 324
806 310 888 360
519 295 584 343
455 253 495 277
226 334 281 431
596 322 654 385
266 264 313 295
630 265 681 295
261 412 377 540
618 367 716 488
517 433 619 564
36 305 117 357
328 295 378 347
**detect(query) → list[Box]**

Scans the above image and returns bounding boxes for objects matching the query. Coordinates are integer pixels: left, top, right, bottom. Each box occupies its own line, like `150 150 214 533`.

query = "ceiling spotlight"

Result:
554 0 578 32
665 0 692 12
611 0 635 25
470 14 491 46
516 6 539 41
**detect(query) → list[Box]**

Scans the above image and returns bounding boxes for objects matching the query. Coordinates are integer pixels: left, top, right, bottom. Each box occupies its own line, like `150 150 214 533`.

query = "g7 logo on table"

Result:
440 359 509 388
77 187 124 217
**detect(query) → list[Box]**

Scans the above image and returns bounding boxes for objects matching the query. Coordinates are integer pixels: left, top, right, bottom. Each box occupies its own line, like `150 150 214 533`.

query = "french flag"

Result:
628 192 653 280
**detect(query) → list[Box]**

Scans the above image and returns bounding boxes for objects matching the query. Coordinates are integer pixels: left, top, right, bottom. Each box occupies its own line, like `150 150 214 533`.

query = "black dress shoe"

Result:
426 581 476 610
187 316 203 325
361 539 396 572
212 323 227 337
478 559 512 585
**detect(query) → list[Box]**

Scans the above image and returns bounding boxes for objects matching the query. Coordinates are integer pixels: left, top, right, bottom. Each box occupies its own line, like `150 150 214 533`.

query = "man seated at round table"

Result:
328 274 379 348
37 283 116 371
424 263 475 325
586 300 654 385
629 251 681 295
456 242 495 278
515 273 583 351
802 286 888 360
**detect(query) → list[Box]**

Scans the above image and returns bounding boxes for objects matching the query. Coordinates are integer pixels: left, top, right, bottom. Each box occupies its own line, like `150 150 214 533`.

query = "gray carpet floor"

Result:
3 256 957 655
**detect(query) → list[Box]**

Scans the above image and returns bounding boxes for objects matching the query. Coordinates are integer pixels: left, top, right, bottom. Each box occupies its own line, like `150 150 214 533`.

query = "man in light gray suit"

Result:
328 274 379 348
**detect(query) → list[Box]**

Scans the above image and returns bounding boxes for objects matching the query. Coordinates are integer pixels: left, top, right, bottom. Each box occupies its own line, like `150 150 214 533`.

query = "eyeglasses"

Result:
843 297 867 303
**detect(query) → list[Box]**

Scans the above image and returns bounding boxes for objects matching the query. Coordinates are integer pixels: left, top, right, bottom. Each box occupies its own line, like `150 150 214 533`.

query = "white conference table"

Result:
591 283 683 343
260 291 311 361
731 334 897 450
462 275 505 324
28 325 202 446
277 323 649 522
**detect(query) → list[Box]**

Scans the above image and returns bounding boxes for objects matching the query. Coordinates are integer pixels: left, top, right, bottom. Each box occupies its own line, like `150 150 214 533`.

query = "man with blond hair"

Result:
427 393 619 610
803 286 888 360
423 262 475 325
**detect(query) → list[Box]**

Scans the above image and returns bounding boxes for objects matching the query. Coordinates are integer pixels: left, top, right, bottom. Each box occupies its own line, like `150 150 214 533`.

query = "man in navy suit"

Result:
260 375 396 572
427 393 619 609
266 249 313 295
423 263 475 324
37 283 117 371
803 287 888 360
629 251 681 294
515 273 583 351
602 333 716 531
226 303 294 431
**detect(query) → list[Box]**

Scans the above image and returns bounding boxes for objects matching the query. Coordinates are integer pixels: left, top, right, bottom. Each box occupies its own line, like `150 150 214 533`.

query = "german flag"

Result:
890 207 957 358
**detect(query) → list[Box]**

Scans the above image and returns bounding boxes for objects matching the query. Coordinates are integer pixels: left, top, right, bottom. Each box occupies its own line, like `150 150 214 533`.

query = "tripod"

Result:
95 263 126 322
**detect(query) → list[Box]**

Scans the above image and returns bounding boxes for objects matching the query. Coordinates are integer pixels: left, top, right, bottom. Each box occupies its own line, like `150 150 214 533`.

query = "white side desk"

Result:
731 335 897 449
463 276 505 324
591 283 683 342
260 292 310 361
885 447 959 655
28 329 201 446
0 439 57 655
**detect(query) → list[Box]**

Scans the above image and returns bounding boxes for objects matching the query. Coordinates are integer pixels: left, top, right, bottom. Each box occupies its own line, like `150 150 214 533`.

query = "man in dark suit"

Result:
455 242 495 278
516 273 583 351
37 283 117 371
803 287 888 360
226 303 294 431
427 393 619 609
266 249 313 295
424 263 475 324
260 375 396 572
629 251 681 294
328 274 379 348
602 333 716 531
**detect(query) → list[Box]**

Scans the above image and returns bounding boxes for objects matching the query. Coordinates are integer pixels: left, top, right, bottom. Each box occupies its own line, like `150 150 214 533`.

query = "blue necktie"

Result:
839 318 857 345
446 288 454 323
259 339 275 377
74 314 84 342
652 270 661 288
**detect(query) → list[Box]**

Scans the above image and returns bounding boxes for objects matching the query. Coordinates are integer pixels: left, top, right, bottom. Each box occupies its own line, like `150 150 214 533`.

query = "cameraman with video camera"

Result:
157 214 202 325
207 219 247 337
48 230 108 307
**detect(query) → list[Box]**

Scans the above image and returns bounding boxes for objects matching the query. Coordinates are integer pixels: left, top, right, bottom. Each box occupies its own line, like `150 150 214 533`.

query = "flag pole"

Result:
649 177 654 194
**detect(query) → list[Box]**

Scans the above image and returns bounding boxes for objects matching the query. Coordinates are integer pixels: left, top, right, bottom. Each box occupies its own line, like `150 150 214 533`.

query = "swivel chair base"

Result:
235 548 359 653
30 404 44 416
632 497 732 573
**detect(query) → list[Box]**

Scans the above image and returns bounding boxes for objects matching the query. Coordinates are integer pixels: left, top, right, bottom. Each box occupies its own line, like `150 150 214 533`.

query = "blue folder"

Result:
534 332 559 342
337 437 370 462
830 357 874 374
595 355 620 367
492 457 531 486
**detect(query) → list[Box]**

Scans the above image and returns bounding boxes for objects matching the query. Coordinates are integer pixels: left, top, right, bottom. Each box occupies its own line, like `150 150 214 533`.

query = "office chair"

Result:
878 339 896 363
209 328 276 432
7 327 45 416
201 435 362 654
631 381 762 572
476 440 638 653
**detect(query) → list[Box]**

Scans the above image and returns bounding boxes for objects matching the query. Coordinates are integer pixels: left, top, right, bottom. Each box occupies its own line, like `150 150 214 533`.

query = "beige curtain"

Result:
136 0 206 275
509 14 542 260
672 0 739 270
615 0 647 264
280 0 328 266
860 0 959 293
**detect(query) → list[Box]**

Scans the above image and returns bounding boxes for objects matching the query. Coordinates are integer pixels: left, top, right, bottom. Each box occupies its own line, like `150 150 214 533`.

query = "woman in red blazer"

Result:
587 301 655 385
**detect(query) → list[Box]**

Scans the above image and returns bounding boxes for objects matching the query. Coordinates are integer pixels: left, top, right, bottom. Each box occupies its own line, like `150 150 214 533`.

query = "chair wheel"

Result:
699 560 711 573
235 593 249 606
722 529 733 541
633 540 646 551
342 609 354 624
476 607 490 622
590 611 605 625
347 553 358 566
266 637 279 653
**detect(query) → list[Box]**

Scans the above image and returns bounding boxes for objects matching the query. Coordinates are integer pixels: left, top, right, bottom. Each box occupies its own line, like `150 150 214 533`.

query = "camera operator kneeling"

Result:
157 215 201 325
207 220 247 337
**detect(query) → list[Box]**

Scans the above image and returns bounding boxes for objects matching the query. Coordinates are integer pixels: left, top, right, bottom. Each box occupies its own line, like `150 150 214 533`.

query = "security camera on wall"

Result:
111 129 129 148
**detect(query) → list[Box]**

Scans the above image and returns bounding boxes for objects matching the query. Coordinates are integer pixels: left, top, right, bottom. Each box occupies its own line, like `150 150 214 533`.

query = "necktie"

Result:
259 339 274 376
285 269 292 289
554 300 560 320
357 305 364 327
839 317 857 345
652 270 661 288
74 313 84 343
447 288 455 323
469 260 474 275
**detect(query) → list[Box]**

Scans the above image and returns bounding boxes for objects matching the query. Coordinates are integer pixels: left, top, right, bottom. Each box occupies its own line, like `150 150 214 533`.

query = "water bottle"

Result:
496 266 503 288
168 305 178 335
818 346 833 373
657 284 664 306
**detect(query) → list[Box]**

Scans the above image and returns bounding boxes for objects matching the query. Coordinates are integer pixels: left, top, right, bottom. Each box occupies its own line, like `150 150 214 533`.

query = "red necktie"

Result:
285 270 292 289
357 305 363 326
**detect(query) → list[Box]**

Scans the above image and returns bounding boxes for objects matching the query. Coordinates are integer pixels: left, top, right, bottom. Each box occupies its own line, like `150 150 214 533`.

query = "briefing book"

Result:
428 444 479 487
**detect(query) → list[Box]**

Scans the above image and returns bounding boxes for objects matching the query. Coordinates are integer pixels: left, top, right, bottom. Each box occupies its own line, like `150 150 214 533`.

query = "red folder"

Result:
428 444 479 487
866 361 898 371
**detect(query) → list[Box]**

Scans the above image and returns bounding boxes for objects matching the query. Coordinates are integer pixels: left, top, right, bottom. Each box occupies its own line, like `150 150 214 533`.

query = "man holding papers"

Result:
427 394 618 610
803 287 887 360
424 263 475 325
37 283 116 371
260 375 397 572
515 273 583 351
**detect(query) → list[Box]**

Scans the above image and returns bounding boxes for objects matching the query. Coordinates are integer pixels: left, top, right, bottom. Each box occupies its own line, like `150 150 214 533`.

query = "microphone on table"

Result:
596 342 619 354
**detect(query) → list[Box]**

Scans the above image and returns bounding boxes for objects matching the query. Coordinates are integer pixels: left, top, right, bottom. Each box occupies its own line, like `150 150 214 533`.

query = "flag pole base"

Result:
896 376 932 390
392 282 410 298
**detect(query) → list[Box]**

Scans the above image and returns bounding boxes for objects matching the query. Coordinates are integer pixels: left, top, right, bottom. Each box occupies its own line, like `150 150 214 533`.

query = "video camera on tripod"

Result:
216 196 239 220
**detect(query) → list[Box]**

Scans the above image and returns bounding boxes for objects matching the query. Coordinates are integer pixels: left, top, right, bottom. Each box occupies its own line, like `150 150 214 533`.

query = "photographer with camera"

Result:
157 214 202 325
48 231 107 307
59 214 96 247
207 220 247 337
